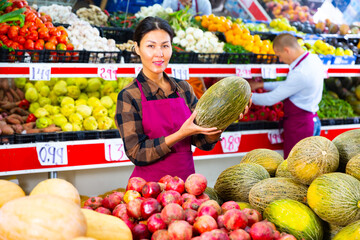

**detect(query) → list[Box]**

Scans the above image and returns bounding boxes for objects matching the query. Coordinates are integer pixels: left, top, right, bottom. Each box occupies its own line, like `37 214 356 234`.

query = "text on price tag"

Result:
172 66 189 80
268 129 284 144
236 65 252 78
261 66 277 79
220 132 241 153
36 142 68 166
104 139 129 161
29 65 51 81
98 66 117 81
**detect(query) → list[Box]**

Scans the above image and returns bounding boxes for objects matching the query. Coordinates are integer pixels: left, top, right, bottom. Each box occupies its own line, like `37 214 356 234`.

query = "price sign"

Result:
220 132 241 153
98 66 117 81
135 66 142 76
104 139 129 161
29 65 51 81
36 142 68 166
324 68 329 79
261 66 277 79
268 129 284 144
236 65 252 78
172 66 189 80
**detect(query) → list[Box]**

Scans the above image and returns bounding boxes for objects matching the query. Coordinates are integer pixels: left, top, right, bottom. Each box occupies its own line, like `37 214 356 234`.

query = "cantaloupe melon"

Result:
275 159 293 178
0 180 25 208
346 154 360 181
240 149 284 176
332 219 360 240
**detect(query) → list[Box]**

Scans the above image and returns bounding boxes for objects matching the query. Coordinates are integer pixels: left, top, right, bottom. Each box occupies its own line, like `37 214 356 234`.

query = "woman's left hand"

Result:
238 96 252 120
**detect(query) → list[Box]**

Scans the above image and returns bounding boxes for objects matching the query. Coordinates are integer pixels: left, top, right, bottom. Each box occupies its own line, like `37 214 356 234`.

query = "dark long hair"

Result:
133 17 174 46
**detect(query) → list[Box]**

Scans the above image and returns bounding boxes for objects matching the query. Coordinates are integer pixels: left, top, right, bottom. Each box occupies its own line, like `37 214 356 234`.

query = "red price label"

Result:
220 132 241 153
98 66 117 81
104 139 129 161
268 129 284 144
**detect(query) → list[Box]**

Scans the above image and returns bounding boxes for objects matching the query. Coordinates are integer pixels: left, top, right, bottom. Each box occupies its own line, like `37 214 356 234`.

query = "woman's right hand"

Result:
179 111 221 138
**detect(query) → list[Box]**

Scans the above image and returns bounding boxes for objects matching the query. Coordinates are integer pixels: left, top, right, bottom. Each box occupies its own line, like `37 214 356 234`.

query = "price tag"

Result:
236 65 252 78
220 132 241 153
135 66 142 76
29 65 51 81
98 66 117 81
172 66 189 80
324 68 329 79
261 66 277 79
36 142 68 166
104 139 129 161
267 129 284 144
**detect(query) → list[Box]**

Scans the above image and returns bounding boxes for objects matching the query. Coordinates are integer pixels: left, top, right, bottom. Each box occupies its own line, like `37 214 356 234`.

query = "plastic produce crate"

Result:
223 53 253 64
100 27 134 44
84 51 122 63
193 53 226 64
0 49 45 63
15 132 59 144
318 54 333 65
0 135 15 145
44 50 87 63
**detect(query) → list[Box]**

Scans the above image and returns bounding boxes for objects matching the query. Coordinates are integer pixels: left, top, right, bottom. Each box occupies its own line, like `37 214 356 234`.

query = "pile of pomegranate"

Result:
83 173 296 240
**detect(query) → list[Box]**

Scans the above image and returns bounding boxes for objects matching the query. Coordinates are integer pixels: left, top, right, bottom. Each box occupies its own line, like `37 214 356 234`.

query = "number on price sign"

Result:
268 129 284 144
236 65 252 78
36 142 68 166
172 66 189 80
29 65 51 81
220 132 241 153
98 66 117 81
261 66 277 79
104 139 129 161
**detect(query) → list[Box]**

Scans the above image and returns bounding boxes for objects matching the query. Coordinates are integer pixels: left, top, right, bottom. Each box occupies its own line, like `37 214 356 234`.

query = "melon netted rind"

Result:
332 129 360 172
332 219 360 240
204 187 224 206
307 172 360 226
214 163 270 202
194 76 251 130
241 149 284 177
248 177 308 213
323 222 343 240
264 199 323 240
287 136 339 185
346 154 360 181
275 160 293 178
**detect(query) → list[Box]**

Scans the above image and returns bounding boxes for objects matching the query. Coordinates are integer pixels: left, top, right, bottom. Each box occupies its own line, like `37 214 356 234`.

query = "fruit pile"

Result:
263 0 313 23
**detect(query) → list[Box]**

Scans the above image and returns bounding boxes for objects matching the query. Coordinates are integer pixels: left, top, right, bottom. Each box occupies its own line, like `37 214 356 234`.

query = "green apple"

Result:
60 104 75 117
83 116 98 130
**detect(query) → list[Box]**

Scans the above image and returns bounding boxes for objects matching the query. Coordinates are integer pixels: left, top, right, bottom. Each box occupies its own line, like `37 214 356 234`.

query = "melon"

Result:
0 180 25 208
346 154 360 181
307 172 360 226
263 199 323 240
214 163 270 202
287 136 339 185
194 76 251 130
323 222 343 240
204 187 224 205
248 177 308 212
236 202 253 210
240 149 284 176
333 219 360 240
275 160 293 178
332 129 360 171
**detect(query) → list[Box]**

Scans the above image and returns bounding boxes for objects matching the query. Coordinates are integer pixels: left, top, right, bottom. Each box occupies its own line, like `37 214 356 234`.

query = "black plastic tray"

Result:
99 27 134 44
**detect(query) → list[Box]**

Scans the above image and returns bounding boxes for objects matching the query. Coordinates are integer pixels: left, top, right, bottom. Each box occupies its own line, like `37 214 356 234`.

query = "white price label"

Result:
104 139 129 161
98 66 117 81
172 66 189 80
236 65 252 78
267 129 284 144
135 66 142 76
324 68 329 79
36 142 68 166
220 132 241 153
261 66 277 79
29 65 51 81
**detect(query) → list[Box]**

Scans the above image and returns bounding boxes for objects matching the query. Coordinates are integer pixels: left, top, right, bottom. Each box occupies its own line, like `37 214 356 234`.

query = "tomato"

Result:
0 35 8 42
34 40 44 50
19 26 28 36
64 52 72 61
5 40 13 47
66 43 74 51
4 6 13 13
40 16 48 23
25 12 37 23
38 29 50 41
28 25 37 32
44 41 56 50
0 24 10 35
48 36 58 45
7 26 20 40
44 22 54 29
10 41 20 50
56 43 67 51
27 30 38 41
15 36 26 45
57 34 68 44
24 39 34 50
35 18 45 28
49 28 61 37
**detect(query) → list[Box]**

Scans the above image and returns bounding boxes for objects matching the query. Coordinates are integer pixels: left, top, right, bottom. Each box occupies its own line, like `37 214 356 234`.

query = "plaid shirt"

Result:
115 71 217 166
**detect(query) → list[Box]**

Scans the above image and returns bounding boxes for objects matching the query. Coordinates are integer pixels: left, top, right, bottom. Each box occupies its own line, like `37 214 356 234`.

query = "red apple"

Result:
242 208 262 227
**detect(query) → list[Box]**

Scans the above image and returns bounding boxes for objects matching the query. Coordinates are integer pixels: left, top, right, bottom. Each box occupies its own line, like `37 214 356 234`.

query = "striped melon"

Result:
332 129 360 172
307 172 360 226
287 136 339 185
214 163 270 202
323 222 343 240
249 177 308 213
195 76 251 130
204 187 224 205
240 149 284 176
275 160 293 178
263 199 323 240
346 154 360 181
237 202 253 210
333 219 360 240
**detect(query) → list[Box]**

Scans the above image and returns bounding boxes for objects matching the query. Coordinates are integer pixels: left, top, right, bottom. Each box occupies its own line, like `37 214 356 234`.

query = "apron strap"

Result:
136 79 147 102
195 0 199 14
292 52 309 70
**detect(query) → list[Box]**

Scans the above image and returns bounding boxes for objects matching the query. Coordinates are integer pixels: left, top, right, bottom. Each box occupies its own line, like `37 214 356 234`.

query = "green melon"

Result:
287 136 339 185
248 177 308 212
346 154 360 181
307 172 360 226
275 160 293 178
333 219 360 240
240 149 284 176
323 222 343 240
204 187 223 205
214 163 270 202
194 76 251 130
332 129 360 172
263 199 323 240
236 202 253 210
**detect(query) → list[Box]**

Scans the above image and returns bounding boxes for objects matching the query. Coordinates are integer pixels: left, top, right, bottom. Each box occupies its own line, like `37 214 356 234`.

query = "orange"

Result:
225 30 234 37
252 46 260 54
218 25 226 33
260 44 270 54
208 14 215 21
201 20 209 28
226 34 234 43
202 15 208 21
233 28 242 35
242 28 250 35
253 35 261 43
194 16 201 22
208 23 218 32
245 45 253 52
232 38 241 46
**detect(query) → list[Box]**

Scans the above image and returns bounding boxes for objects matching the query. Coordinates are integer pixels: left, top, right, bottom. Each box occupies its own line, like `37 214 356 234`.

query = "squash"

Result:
194 76 251 130
240 149 284 176
30 178 81 205
333 219 360 240
72 238 97 240
0 179 25 208
214 163 270 202
346 154 360 181
248 177 308 212
263 199 323 240
287 136 339 185
0 195 87 240
81 208 132 240
332 129 360 172
204 187 224 205
307 172 360 226
275 160 293 178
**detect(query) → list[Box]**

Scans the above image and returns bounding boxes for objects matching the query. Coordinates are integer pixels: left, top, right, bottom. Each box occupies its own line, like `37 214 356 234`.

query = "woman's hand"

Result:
179 111 222 138
238 96 253 121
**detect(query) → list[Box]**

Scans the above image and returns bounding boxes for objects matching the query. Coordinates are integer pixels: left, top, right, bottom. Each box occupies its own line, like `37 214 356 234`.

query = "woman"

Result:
162 0 212 16
115 17 247 182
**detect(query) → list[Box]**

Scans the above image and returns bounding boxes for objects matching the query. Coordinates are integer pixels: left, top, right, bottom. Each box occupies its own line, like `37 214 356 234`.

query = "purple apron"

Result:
129 79 195 182
178 0 199 13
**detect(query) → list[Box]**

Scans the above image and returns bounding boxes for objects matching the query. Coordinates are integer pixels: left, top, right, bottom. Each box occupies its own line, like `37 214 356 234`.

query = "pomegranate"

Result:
168 220 193 240
82 206 93 210
198 205 219 219
126 198 143 219
185 173 207 195
196 193 210 203
147 213 167 233
142 181 162 198
221 201 240 213
159 190 183 207
161 203 185 225
277 233 297 240
193 215 218 234
185 208 198 225
158 182 166 191
182 198 202 211
123 190 141 203
182 193 197 202
151 229 171 240
223 209 248 231
132 223 151 240
229 229 251 240
95 206 111 215
165 176 185 194
123 218 136 230
126 177 147 192
191 237 202 240
249 221 276 240
242 208 262 227
112 203 127 218
83 196 103 209
217 215 225 229
140 197 162 220
199 200 222 216
102 192 123 210
159 174 173 185
200 229 230 240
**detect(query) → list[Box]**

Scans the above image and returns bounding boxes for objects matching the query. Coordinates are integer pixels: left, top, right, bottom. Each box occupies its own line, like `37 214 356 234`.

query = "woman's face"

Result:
135 29 172 77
